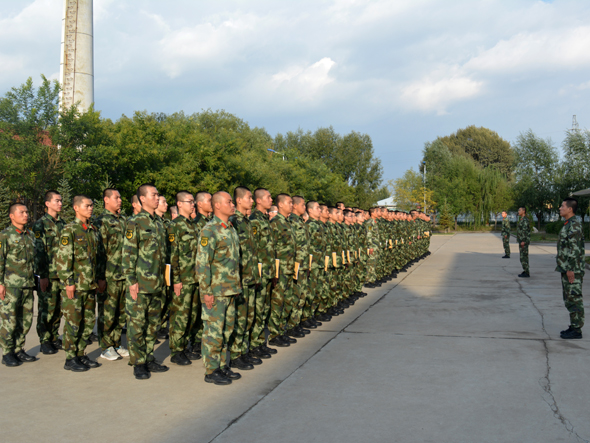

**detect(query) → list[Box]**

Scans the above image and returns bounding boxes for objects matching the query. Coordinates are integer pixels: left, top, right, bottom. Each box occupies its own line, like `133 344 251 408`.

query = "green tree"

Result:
388 168 436 212
438 199 454 232
0 179 13 231
58 176 75 223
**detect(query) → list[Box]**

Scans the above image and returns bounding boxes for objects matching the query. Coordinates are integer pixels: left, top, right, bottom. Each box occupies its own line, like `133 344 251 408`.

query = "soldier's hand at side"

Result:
66 285 75 299
98 279 107 293
129 283 139 301
567 270 575 284
520 242 525 247
0 285 5 301
40 278 49 292
174 282 183 297
204 294 214 309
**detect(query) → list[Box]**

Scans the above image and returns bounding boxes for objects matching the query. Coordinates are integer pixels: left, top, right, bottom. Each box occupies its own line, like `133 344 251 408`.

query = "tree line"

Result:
0 75 388 229
391 125 589 231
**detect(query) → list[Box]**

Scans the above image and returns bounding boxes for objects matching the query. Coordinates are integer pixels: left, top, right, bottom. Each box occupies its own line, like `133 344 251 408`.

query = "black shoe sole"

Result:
204 376 232 385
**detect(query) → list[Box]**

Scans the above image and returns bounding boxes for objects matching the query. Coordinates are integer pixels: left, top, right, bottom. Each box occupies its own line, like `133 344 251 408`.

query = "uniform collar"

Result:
139 208 156 221
213 215 232 229
9 224 26 235
74 217 89 230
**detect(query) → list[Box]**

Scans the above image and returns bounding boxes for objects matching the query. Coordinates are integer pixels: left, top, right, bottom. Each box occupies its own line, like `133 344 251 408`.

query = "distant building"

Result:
376 197 396 209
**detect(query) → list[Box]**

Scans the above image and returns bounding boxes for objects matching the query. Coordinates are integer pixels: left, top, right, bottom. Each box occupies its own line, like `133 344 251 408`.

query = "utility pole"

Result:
572 115 580 133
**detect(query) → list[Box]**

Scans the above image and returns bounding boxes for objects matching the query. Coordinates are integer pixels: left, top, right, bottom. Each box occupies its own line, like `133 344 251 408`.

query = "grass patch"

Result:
529 233 559 242
585 257 590 265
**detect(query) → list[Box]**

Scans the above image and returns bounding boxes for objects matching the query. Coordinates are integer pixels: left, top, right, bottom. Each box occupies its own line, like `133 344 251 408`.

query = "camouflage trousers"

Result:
188 285 203 348
98 279 126 350
229 284 255 360
329 267 343 305
305 268 323 320
561 273 584 331
519 243 530 274
61 290 95 360
294 270 311 322
317 268 331 313
503 236 510 257
126 292 162 366
366 253 377 283
201 294 235 375
0 287 33 354
36 279 61 344
268 274 289 339
250 279 272 349
159 286 172 331
169 283 200 357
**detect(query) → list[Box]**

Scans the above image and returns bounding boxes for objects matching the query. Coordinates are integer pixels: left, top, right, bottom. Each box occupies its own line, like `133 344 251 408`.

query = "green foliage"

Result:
57 176 74 223
545 220 564 235
91 175 113 220
388 168 436 212
0 179 13 231
437 199 454 232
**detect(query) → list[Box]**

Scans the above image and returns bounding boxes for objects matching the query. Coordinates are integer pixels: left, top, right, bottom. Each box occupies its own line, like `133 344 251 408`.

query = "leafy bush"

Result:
545 220 564 234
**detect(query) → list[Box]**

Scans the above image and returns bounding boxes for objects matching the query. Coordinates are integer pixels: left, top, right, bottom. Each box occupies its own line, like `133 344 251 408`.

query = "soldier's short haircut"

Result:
131 194 139 205
343 209 352 216
137 183 156 200
234 186 251 203
211 191 229 208
72 194 92 208
44 190 60 202
328 207 338 214
253 188 269 203
9 202 26 214
269 205 278 213
336 202 345 208
170 205 178 215
292 195 305 205
563 197 578 213
306 201 319 212
195 191 211 203
176 190 193 205
276 193 291 206
519 207 527 214
319 203 328 209
103 188 119 199
369 207 378 215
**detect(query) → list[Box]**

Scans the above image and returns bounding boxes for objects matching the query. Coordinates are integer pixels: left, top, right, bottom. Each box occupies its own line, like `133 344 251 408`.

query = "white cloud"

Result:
271 57 336 101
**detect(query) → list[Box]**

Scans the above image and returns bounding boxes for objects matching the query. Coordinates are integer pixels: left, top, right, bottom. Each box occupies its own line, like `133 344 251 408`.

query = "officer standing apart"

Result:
517 207 530 278
556 197 585 339
123 184 169 380
56 195 101 372
196 191 242 385
501 211 510 259
0 203 37 367
33 190 66 354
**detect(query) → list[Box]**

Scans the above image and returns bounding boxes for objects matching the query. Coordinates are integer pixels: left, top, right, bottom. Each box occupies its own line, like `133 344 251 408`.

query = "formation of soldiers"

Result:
0 185 432 384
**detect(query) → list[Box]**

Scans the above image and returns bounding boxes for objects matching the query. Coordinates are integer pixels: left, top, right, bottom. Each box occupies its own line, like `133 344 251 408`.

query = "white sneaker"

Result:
116 346 130 357
100 346 122 361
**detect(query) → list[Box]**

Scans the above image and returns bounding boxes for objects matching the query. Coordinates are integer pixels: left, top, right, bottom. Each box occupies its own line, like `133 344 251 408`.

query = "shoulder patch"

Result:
126 229 133 240
35 231 41 238
61 236 69 246
252 226 258 235
201 237 209 247
369 226 373 231
168 233 175 243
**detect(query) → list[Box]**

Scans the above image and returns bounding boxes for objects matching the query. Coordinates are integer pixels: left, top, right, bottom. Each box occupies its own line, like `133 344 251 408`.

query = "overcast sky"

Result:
1 0 589 184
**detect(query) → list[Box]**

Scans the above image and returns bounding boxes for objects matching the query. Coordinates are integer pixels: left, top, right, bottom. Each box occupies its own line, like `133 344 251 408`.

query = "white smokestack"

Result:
59 0 94 113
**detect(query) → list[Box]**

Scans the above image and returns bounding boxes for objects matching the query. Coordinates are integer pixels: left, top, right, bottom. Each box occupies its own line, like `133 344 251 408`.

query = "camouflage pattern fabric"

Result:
126 292 162 365
0 225 35 289
61 291 95 360
188 212 209 347
33 213 66 344
560 274 584 331
365 218 379 283
169 283 199 356
501 218 511 257
270 273 290 336
250 209 276 279
201 294 235 374
250 280 272 348
271 213 297 330
306 218 327 316
289 213 310 322
97 280 126 349
0 288 34 354
517 215 530 273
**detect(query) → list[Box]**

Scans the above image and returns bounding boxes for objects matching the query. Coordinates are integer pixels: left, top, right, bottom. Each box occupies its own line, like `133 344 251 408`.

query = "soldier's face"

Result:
197 194 213 214
280 197 293 216
141 188 160 212
559 202 573 218
75 198 94 220
502 212 507 218
258 191 273 211
238 192 253 211
320 207 329 220
105 191 122 212
159 197 168 212
308 203 321 219
217 194 235 218
46 195 63 213
9 205 28 226
518 208 525 217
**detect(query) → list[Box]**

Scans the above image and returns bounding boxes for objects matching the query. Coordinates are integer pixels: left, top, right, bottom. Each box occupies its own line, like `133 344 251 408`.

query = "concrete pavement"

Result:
1 233 588 443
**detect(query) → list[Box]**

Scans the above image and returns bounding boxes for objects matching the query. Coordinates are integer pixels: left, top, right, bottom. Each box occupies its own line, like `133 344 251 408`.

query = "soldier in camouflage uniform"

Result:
155 195 171 340
501 211 511 258
122 184 169 380
168 191 201 366
250 189 280 353
305 201 329 324
289 196 313 333
228 186 264 369
186 191 212 357
0 203 37 367
196 191 241 385
33 190 66 354
270 194 300 344
56 195 101 372
365 208 379 287
95 188 128 361
516 207 531 277
556 198 586 339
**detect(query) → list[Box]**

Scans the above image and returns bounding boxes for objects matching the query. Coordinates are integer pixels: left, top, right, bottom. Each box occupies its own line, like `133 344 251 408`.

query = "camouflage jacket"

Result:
169 215 199 285
33 213 66 280
250 208 275 279
516 216 531 244
365 218 379 251
229 210 259 286
556 217 585 276
196 215 241 297
289 213 310 271
0 225 35 288
156 214 171 262
326 222 343 268
501 218 510 238
122 209 167 294
193 212 210 235
306 218 326 270
271 212 296 275
55 218 98 291
95 210 126 281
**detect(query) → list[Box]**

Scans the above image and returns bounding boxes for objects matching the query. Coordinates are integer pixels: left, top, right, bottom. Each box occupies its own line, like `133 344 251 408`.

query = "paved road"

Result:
1 234 588 443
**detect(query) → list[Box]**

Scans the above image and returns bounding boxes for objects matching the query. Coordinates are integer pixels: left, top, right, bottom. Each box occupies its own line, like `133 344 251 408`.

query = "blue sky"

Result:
1 0 589 185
